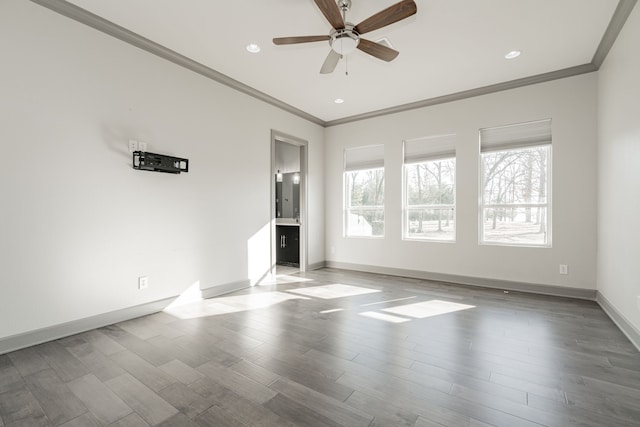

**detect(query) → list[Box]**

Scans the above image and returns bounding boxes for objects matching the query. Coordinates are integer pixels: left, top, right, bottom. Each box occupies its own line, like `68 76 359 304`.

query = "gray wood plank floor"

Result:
2 268 640 426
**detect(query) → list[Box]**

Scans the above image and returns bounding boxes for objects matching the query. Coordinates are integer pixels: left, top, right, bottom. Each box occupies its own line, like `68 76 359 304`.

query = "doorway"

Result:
271 131 308 278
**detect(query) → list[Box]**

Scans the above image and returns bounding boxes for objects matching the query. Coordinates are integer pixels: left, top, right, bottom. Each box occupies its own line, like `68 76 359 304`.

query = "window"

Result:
344 145 384 237
404 134 456 241
480 119 551 246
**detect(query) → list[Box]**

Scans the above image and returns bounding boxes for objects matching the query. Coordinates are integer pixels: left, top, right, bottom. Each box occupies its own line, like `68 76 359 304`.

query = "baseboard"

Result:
596 292 640 352
307 261 326 271
200 279 250 299
0 296 177 356
324 261 597 300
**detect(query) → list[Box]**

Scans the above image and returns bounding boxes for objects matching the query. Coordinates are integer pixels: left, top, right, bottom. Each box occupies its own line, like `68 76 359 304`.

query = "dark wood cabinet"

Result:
276 225 299 267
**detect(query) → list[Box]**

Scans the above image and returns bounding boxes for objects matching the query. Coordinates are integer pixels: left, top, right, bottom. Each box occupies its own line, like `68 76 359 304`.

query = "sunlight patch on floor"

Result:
359 311 410 323
320 308 344 314
275 266 300 277
382 300 475 319
256 274 315 287
165 291 309 319
164 281 203 310
360 296 417 307
286 284 382 299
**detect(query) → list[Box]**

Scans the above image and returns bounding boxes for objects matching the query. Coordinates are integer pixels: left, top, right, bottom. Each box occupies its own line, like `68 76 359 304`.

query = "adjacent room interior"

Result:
1 0 639 426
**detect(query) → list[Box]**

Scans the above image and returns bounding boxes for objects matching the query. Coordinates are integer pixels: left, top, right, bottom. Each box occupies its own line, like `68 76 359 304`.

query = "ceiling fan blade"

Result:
357 38 399 62
355 0 417 35
314 0 345 30
273 35 330 45
320 50 342 74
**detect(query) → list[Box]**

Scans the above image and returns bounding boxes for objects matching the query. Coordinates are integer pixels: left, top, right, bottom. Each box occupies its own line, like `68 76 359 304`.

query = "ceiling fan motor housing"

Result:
330 23 360 55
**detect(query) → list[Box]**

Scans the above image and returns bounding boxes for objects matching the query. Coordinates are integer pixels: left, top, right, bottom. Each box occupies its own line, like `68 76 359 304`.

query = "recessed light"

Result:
334 98 345 104
246 43 261 53
504 50 521 59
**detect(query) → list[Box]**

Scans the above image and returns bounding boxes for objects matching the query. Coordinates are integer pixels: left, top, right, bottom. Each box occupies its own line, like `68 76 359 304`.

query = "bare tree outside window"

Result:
481 145 550 245
405 158 455 240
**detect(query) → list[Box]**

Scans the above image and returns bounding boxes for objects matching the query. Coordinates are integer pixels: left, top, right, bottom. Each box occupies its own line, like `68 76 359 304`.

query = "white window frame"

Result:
479 120 552 248
403 134 457 242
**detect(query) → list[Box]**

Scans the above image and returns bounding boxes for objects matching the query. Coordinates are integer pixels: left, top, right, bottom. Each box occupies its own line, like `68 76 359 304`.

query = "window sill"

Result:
403 237 456 243
479 241 551 249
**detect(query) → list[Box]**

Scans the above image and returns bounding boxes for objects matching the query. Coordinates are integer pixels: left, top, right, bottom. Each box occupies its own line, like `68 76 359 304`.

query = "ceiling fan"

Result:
273 0 417 74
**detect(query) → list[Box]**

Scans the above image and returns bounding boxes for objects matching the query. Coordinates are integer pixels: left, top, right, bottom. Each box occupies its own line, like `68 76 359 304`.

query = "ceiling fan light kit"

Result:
330 24 360 55
273 0 417 74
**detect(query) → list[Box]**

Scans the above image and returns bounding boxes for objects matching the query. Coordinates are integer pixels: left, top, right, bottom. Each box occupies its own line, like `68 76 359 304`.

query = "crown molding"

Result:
30 0 636 128
592 0 638 68
324 64 597 127
30 0 326 127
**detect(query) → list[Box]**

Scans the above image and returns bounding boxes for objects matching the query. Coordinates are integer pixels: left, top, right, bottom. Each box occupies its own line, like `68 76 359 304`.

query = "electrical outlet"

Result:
128 139 138 152
138 141 147 152
637 296 640 311
138 276 149 290
559 264 568 275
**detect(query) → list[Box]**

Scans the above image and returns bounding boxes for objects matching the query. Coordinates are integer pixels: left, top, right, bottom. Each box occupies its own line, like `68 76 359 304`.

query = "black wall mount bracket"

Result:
133 151 189 174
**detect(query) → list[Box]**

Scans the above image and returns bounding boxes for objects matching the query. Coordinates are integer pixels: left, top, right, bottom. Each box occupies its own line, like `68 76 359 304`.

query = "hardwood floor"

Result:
276 265 301 277
1 268 640 426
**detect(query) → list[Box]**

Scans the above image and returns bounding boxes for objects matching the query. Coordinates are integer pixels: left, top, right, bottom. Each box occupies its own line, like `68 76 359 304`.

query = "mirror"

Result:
276 172 300 219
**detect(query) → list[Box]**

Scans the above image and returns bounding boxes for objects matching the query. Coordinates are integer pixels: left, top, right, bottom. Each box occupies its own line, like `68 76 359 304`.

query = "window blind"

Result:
480 119 552 152
344 145 384 172
404 134 456 164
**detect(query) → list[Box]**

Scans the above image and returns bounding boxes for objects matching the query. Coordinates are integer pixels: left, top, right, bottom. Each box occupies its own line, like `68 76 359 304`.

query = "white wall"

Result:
597 6 640 332
325 74 598 290
0 0 324 339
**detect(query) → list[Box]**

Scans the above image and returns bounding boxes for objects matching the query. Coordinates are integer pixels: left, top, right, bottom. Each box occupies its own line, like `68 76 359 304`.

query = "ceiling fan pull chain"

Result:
342 0 349 76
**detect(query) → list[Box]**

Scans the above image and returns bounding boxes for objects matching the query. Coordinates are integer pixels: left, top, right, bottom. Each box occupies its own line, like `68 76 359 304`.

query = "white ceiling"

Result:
64 0 619 123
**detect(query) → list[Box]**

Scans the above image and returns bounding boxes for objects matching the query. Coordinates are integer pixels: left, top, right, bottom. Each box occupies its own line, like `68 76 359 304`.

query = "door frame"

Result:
270 130 308 276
